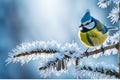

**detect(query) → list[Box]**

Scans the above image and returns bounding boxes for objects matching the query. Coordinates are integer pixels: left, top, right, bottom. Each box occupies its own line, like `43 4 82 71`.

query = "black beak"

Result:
79 25 81 28
79 24 83 28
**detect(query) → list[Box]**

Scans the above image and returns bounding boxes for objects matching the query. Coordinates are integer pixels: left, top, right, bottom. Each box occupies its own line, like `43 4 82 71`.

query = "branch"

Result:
39 53 72 70
13 49 57 58
39 41 119 70
81 40 119 58
12 40 119 58
7 40 120 78
39 41 120 77
77 65 119 78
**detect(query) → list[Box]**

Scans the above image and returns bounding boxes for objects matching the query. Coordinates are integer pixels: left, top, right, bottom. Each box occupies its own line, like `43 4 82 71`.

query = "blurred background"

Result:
0 0 118 79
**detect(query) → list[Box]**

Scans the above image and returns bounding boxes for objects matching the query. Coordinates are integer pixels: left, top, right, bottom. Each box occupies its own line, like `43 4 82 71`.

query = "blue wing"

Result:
96 20 108 34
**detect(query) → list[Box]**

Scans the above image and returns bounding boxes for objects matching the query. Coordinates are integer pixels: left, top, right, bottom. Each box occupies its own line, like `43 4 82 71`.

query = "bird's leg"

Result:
94 47 97 50
101 45 104 54
84 48 89 57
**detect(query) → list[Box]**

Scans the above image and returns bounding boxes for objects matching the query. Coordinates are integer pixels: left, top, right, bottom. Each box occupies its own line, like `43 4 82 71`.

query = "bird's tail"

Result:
108 26 119 31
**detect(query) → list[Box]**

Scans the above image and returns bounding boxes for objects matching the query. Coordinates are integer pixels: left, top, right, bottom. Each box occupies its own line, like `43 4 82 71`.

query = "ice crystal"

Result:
113 0 120 4
97 0 120 24
97 0 111 8
75 60 118 79
108 7 120 24
6 40 82 65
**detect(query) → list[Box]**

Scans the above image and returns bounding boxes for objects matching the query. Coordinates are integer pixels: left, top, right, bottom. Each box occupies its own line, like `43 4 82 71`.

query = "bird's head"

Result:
79 10 96 32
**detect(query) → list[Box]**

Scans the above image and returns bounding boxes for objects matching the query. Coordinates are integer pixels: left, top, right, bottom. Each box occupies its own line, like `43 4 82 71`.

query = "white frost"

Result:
6 40 82 65
97 0 111 8
77 60 118 74
105 30 120 45
108 7 120 24
39 59 118 79
97 0 120 24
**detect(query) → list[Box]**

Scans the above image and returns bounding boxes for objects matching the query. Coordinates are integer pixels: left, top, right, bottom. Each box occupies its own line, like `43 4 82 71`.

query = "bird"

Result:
78 10 108 56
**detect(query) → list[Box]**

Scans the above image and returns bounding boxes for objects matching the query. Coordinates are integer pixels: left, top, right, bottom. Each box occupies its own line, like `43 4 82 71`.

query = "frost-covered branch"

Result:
81 40 119 58
6 41 62 65
13 49 57 58
76 61 119 78
98 0 120 24
39 41 119 71
7 40 119 65
39 54 71 70
39 60 119 79
14 39 118 59
6 31 119 78
6 31 119 65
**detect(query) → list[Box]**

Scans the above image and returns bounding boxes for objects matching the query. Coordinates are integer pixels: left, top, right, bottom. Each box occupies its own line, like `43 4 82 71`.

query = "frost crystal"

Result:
6 40 82 65
6 40 61 65
77 61 118 73
97 0 120 24
76 60 118 79
105 31 120 45
108 7 120 24
97 0 111 8
39 59 118 79
113 0 120 4
6 37 119 78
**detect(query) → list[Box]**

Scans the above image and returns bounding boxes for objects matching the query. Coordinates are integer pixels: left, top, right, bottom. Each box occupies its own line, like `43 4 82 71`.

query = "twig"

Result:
78 65 119 78
13 49 57 58
81 41 119 58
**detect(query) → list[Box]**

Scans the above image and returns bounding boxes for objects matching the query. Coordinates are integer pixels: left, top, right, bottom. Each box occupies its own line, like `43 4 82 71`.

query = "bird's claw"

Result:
101 46 104 54
85 51 89 57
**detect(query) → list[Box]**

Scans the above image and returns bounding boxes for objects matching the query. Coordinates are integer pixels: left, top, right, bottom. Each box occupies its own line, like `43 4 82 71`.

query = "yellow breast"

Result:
78 28 108 47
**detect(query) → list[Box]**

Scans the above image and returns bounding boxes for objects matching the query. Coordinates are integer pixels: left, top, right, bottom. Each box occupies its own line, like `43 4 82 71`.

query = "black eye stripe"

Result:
80 21 93 27
84 22 91 26
87 20 94 25
86 22 90 25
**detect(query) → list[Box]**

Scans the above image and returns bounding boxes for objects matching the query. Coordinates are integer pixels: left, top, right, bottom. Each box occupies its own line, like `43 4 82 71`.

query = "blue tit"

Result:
78 10 108 54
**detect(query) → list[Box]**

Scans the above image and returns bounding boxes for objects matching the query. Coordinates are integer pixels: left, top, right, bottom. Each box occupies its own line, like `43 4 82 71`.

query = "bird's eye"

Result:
86 22 90 25
81 24 84 27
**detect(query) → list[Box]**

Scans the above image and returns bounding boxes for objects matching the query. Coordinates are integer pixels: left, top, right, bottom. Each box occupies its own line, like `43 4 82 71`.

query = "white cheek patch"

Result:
84 22 95 29
79 27 83 31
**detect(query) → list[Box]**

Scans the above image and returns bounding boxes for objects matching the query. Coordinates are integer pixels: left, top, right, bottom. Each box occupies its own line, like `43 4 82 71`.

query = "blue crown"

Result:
81 10 92 23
